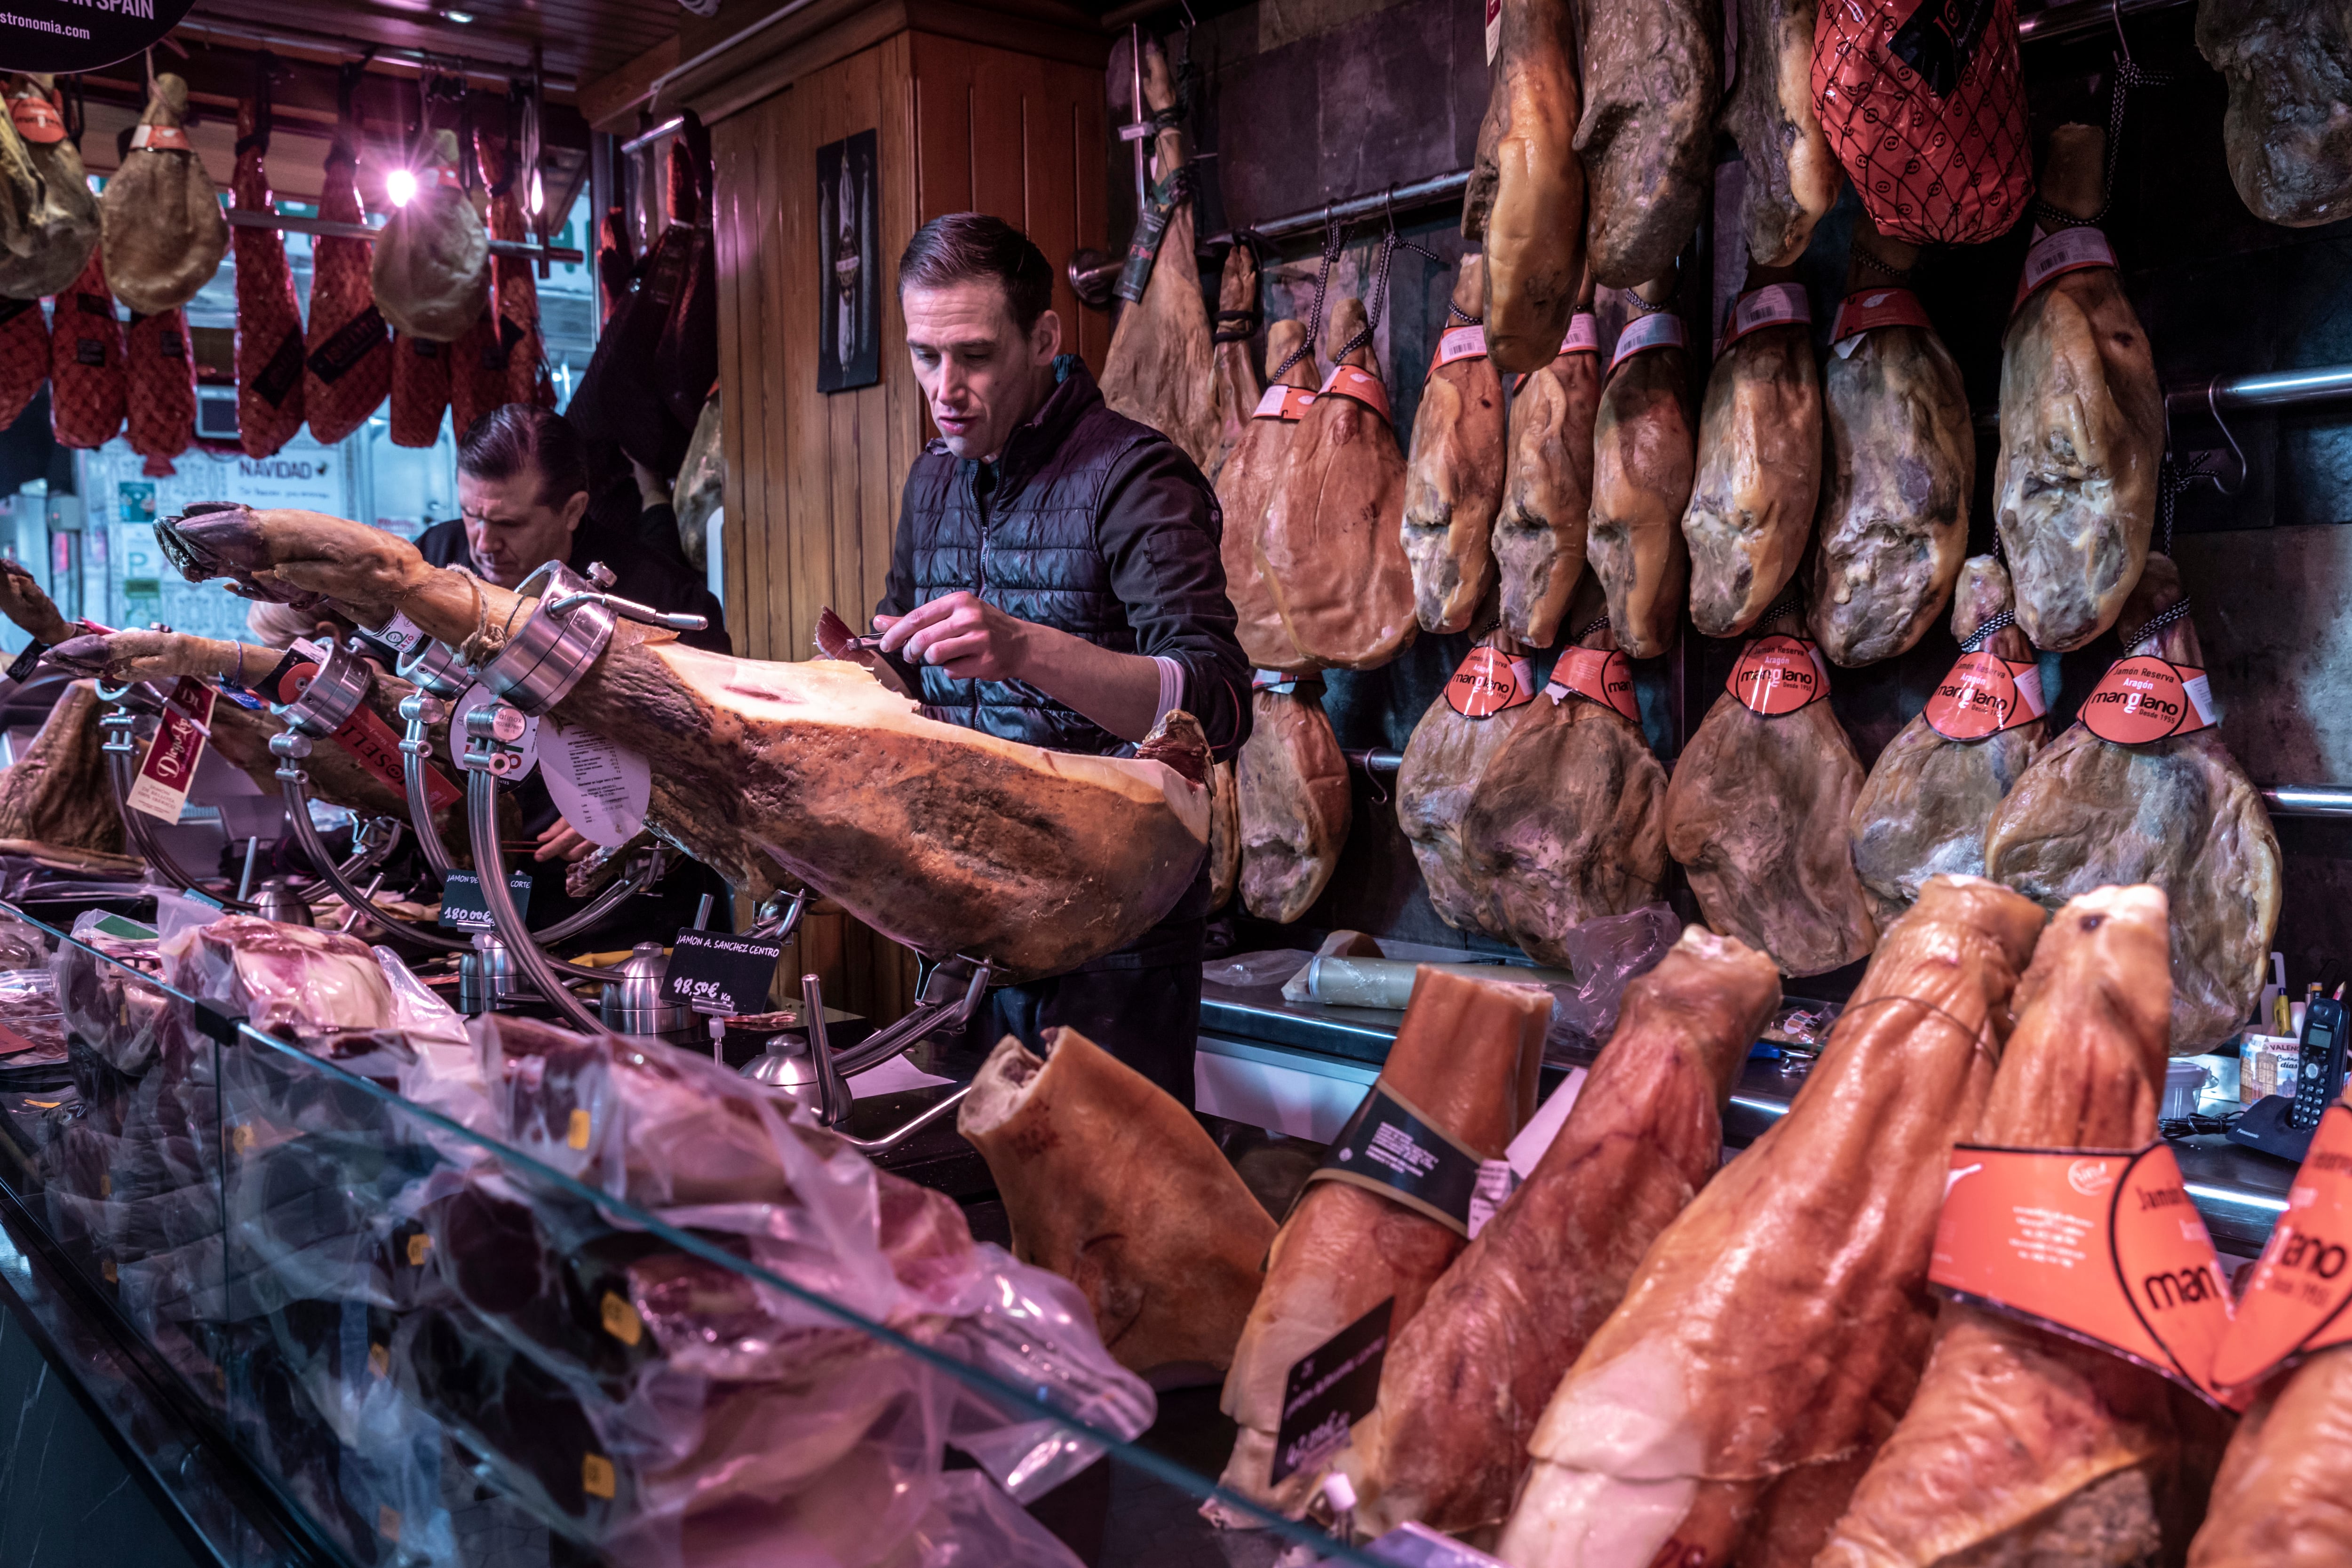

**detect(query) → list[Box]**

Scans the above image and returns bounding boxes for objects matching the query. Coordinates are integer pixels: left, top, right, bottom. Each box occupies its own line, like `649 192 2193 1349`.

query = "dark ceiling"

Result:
182 0 681 95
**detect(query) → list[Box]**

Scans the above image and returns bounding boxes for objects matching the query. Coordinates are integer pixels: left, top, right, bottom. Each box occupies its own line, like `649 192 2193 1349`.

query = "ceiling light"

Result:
386 167 418 207
527 167 543 216
443 9 475 22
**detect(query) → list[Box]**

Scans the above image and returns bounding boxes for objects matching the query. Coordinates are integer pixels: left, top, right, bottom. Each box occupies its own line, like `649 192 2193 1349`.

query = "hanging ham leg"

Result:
98 74 228 317
1209 240 1260 482
1468 0 1586 372
1257 297 1417 669
477 130 549 406
1397 628 1538 935
958 1026 1277 1377
303 119 391 446
1219 319 1320 671
124 307 194 478
0 296 44 431
1684 268 1821 638
1496 876 2044 1568
230 91 307 459
1402 255 1506 634
1817 883 2181 1568
1985 555 2281 1051
2198 0 2352 226
1208 760 1240 910
389 334 453 448
1335 927 1777 1538
1210 968 1550 1523
123 507 1212 982
1722 0 1840 266
1993 125 2162 652
0 74 97 301
1588 277 1694 659
2188 1347 2352 1567
1807 223 1972 666
1237 679 1351 923
1849 557 2047 918
1100 34 1218 472
1495 279 1602 648
1577 0 1716 287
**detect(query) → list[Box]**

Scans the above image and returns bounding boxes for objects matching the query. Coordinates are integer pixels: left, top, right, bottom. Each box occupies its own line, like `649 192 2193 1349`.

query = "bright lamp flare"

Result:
386 167 418 207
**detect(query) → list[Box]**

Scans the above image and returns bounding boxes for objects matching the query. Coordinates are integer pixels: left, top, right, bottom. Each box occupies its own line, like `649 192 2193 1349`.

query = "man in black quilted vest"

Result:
867 212 1248 1103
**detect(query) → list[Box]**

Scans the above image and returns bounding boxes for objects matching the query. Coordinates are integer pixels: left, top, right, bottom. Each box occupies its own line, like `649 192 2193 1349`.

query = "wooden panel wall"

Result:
710 28 1108 1022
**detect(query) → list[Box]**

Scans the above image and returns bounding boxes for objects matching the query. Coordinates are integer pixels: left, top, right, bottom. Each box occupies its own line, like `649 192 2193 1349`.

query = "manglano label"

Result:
1726 635 1829 717
2080 655 2216 745
1925 651 2047 740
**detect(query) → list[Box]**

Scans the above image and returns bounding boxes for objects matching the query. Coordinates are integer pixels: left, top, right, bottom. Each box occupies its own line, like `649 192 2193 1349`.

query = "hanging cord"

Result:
1622 264 1677 317
1268 206 1345 382
2036 0 2173 230
1849 242 1916 286
1327 191 1445 367
1751 586 1804 631
2119 596 2194 655
1958 609 2016 653
1570 612 1612 642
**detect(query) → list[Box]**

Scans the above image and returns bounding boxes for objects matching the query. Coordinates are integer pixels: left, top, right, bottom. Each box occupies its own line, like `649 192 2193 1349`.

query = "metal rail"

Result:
2168 365 2352 415
466 768 611 1033
223 210 584 264
2262 785 2352 818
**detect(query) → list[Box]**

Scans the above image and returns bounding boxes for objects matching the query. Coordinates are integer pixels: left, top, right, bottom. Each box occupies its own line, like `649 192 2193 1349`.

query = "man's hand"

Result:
875 592 1031 682
533 818 597 864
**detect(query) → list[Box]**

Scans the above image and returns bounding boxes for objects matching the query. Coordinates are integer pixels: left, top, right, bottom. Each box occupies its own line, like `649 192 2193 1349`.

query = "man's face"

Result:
902 279 1061 461
457 464 588 589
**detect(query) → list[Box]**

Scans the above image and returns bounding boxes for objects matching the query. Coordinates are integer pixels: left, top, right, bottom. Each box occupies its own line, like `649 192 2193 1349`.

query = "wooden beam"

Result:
577 35 681 134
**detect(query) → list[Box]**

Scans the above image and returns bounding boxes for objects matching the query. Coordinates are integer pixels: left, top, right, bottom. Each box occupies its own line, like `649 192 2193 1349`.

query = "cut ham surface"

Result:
1588 283 1694 660
98 74 228 317
1211 968 1550 1522
1335 926 1777 1538
48 247 124 450
1401 255 1506 635
1468 0 1586 371
1218 320 1319 672
1993 126 2161 652
1817 883 2181 1568
958 1026 1275 1377
1237 680 1351 923
230 92 307 459
1496 876 2043 1568
1684 278 1822 640
1495 293 1602 648
303 123 391 446
1984 555 2281 1051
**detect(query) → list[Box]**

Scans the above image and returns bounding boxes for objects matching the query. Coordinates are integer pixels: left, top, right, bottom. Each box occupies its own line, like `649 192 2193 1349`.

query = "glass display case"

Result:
0 903 1394 1568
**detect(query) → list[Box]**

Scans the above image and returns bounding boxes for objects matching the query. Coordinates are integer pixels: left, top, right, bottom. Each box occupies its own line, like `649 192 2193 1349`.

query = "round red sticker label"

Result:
1446 647 1535 718
1726 635 1828 716
2080 656 2217 745
1925 652 2047 741
1545 647 1639 723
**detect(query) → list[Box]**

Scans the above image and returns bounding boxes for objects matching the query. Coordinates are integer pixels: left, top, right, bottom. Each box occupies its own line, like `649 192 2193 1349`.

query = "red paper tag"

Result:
127 678 214 822
1726 635 1829 716
129 124 193 153
1445 647 1535 718
2211 1101 2352 1394
1318 364 1392 421
1430 325 1487 369
2013 226 2117 311
1931 1142 2241 1407
273 661 463 811
2079 656 2217 745
1252 384 1316 421
1721 283 1812 350
1544 647 1639 723
1609 310 1686 372
1561 313 1601 355
1925 651 2047 740
9 96 64 144
1831 287 1932 344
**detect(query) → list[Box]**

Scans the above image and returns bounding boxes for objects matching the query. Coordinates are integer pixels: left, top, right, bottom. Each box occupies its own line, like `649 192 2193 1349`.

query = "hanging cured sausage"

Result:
230 88 306 459
1218 319 1320 672
124 308 195 477
303 104 392 447
389 334 453 449
98 74 228 318
1469 0 1586 371
0 74 97 301
1401 256 1505 635
1494 290 1602 647
48 247 124 450
1588 280 1694 659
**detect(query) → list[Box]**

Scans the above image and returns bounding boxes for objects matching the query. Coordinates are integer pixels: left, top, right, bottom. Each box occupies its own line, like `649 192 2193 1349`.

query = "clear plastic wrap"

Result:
1535 902 1681 1060
0 967 68 1063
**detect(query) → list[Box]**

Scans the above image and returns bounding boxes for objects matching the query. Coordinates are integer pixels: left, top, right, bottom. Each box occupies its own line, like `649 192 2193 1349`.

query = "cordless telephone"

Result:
2233 992 2352 1163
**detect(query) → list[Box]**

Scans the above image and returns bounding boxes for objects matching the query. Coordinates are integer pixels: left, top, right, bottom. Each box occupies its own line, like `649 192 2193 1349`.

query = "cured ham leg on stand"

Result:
1588 278 1693 659
1402 255 1505 634
959 1027 1277 1377
2198 0 2352 226
1807 221 1972 666
1218 319 1320 670
1468 0 1585 371
1210 968 1550 1522
0 680 126 856
1100 34 1218 472
1397 630 1539 934
113 507 1213 981
1464 612 1670 964
1723 0 1839 266
1495 283 1602 647
1237 677 1351 923
1684 270 1822 638
1496 876 2045 1568
1664 601 1877 976
1985 556 2281 1050
1257 298 1417 669
1993 125 2162 652
2188 1347 2352 1566
1818 884 2182 1568
1577 0 1716 287
1334 928 1779 1537
1849 557 2047 915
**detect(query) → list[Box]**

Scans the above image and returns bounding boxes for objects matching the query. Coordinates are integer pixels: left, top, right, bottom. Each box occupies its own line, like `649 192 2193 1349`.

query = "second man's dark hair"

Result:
898 213 1055 332
458 404 590 508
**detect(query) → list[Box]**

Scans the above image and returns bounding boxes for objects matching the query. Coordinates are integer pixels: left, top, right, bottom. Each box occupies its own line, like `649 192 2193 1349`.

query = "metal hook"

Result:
2109 0 2133 65
2203 378 2249 497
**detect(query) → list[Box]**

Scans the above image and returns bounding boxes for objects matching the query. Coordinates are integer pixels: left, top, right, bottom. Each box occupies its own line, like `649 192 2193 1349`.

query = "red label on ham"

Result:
1924 650 2045 740
1318 363 1392 422
1726 634 1830 716
1445 646 1536 717
1720 283 1812 350
273 660 464 810
1831 287 1934 343
1252 384 1317 421
1545 647 1640 723
2211 1100 2352 1393
9 95 63 144
2011 226 2118 312
2079 655 2217 745
1608 310 1686 372
1430 325 1488 369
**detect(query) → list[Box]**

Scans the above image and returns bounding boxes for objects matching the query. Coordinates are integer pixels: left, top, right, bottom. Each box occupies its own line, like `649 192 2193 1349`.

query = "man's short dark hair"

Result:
458 405 590 509
898 213 1055 332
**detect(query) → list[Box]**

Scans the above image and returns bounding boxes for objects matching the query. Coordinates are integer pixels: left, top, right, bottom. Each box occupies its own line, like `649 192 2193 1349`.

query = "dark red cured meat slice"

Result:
232 96 307 458
389 331 452 448
302 131 389 445
125 308 196 477
48 247 124 449
0 296 46 430
476 131 549 409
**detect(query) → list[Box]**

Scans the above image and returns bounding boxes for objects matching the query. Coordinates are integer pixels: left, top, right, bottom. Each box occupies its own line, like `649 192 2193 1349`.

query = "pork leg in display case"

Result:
1335 927 1778 1537
1467 0 1586 372
959 1026 1277 1377
1817 884 2183 1568
1402 255 1506 635
1496 876 2043 1568
1494 290 1602 648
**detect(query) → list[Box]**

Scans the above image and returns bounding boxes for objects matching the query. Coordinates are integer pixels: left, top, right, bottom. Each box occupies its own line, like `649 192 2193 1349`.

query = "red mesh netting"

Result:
476 131 549 410
48 249 124 450
126 308 196 477
1813 0 2034 245
231 96 308 459
447 308 508 443
389 331 452 448
0 299 47 430
302 135 390 446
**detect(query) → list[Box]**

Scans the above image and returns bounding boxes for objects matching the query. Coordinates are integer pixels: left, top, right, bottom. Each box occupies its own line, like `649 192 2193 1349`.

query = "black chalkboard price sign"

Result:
1 0 202 74
661 930 785 1017
437 871 532 931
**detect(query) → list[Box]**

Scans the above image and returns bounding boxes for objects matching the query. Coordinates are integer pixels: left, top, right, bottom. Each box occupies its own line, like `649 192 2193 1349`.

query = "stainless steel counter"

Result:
1202 980 2295 1256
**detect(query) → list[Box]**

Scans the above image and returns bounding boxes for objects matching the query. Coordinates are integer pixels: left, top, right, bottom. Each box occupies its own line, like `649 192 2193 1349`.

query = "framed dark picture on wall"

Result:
818 129 881 393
